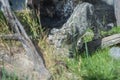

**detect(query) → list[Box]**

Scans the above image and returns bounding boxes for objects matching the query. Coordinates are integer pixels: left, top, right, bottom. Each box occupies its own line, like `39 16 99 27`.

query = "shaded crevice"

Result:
40 0 76 29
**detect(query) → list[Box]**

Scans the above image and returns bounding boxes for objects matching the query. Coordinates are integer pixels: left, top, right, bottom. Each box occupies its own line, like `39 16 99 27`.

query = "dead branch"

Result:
101 34 120 47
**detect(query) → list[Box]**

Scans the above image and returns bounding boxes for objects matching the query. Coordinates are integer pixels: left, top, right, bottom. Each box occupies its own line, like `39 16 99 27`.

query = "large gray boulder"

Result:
48 2 106 57
114 0 120 26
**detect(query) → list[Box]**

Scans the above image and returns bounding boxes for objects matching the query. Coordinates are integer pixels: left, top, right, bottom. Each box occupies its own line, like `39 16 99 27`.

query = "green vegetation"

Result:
101 26 120 36
16 11 45 39
66 48 120 80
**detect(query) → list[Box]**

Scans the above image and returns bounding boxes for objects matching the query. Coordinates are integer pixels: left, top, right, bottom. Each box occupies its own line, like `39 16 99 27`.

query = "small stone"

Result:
109 47 120 59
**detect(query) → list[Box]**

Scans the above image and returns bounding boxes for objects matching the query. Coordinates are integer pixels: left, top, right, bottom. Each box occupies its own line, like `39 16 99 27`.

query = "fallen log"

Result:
82 33 120 53
0 0 50 80
101 34 120 47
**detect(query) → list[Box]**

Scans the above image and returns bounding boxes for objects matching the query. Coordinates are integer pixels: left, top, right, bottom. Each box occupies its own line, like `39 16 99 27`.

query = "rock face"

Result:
114 0 120 26
0 43 50 80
